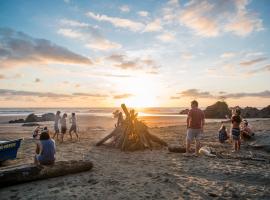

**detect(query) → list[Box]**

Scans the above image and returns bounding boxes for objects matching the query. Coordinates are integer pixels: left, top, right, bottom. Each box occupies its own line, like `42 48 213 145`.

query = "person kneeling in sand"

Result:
185 100 205 156
34 129 56 165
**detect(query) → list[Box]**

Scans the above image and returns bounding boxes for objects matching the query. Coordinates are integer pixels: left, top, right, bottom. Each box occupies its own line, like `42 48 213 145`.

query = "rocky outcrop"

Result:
179 109 189 115
25 113 39 123
9 113 55 124
41 113 55 121
241 107 260 118
259 105 270 118
204 101 230 119
9 119 25 123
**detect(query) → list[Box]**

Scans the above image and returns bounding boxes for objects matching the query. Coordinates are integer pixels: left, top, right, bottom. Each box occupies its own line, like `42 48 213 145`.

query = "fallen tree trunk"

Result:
0 160 93 188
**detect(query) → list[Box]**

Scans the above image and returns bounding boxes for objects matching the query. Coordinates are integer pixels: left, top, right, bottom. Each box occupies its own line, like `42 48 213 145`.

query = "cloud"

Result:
240 57 268 66
181 52 194 60
113 93 133 99
178 89 214 98
225 1 263 36
35 78 41 83
170 96 181 100
177 0 263 37
57 28 83 39
0 89 71 98
220 52 236 59
72 92 108 98
106 53 160 71
58 19 122 51
86 11 144 32
137 11 149 17
0 28 92 68
59 19 90 28
223 90 270 99
119 5 130 13
85 39 121 51
175 89 270 99
144 19 163 32
156 32 175 42
0 74 5 79
115 61 138 69
0 89 109 99
247 64 270 75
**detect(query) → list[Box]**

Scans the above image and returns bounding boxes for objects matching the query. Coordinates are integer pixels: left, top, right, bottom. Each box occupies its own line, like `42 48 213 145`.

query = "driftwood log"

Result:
168 145 186 153
96 104 167 151
0 160 93 187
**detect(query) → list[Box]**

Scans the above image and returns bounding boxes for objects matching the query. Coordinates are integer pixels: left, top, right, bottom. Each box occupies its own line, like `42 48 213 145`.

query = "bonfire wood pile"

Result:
96 104 167 151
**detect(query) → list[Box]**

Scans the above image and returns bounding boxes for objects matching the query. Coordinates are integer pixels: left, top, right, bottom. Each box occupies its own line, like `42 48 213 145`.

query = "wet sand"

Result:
0 116 270 199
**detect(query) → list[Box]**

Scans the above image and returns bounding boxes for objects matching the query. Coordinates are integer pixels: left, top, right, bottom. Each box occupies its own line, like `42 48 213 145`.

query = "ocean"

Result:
0 107 188 117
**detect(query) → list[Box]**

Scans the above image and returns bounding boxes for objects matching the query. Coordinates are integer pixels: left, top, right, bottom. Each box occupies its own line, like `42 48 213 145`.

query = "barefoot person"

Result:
34 129 56 165
231 114 242 152
186 100 205 156
69 113 78 140
53 111 61 140
60 113 67 142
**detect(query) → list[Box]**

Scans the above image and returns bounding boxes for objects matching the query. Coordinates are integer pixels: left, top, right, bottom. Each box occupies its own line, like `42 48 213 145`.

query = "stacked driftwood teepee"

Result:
96 104 167 151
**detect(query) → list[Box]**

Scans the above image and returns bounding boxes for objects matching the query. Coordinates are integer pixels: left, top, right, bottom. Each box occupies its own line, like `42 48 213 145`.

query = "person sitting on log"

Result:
241 120 255 139
218 124 228 143
34 129 56 165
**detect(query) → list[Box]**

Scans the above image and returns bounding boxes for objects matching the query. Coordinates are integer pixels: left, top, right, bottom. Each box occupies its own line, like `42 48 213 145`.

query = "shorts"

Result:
61 127 67 134
231 128 240 140
36 155 55 165
69 125 77 133
54 125 59 133
186 128 202 141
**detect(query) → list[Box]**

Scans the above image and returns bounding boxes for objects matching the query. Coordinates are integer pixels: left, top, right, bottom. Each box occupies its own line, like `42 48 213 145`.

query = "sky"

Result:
0 0 270 108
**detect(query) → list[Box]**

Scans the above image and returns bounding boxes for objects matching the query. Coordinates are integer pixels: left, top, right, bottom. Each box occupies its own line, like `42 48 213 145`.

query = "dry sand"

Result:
0 115 270 199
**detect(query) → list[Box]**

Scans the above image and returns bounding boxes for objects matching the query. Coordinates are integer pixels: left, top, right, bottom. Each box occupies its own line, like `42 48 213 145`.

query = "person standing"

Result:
53 111 61 140
186 100 205 156
69 113 78 140
60 113 67 143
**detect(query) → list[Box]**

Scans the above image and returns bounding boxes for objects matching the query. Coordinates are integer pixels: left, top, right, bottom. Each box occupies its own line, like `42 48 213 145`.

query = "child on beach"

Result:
218 124 228 143
60 113 67 142
69 113 78 140
231 114 242 152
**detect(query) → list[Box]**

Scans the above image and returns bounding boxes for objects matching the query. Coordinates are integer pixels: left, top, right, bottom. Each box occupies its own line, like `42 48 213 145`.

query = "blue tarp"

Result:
0 139 22 162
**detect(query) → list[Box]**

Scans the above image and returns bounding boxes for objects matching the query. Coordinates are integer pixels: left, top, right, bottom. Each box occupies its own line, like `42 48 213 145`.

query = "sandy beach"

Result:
0 114 269 199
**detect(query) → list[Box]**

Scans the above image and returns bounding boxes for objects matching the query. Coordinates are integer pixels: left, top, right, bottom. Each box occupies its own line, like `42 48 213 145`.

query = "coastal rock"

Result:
41 113 55 121
179 109 189 115
241 107 260 118
22 123 40 127
260 105 270 118
204 101 230 119
25 113 39 123
9 119 25 124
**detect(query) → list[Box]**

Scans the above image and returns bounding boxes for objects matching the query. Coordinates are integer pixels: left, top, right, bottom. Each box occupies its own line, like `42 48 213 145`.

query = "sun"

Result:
115 75 159 108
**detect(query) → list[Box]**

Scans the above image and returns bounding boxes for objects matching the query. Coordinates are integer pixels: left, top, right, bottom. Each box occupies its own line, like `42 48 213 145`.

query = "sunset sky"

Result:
0 0 269 108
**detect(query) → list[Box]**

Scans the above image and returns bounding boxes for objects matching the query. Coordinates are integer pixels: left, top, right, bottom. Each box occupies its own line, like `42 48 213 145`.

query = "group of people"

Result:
186 100 255 156
33 101 256 165
53 111 78 142
32 111 78 165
